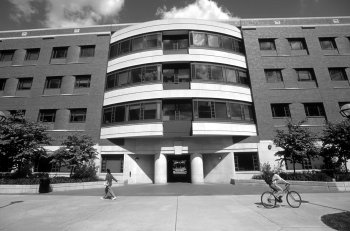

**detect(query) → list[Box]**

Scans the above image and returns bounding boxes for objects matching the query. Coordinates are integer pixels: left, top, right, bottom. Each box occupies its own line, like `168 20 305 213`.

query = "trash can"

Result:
39 178 51 193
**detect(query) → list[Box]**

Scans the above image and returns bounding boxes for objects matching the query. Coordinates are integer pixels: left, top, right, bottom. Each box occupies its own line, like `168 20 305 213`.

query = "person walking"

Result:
101 169 118 200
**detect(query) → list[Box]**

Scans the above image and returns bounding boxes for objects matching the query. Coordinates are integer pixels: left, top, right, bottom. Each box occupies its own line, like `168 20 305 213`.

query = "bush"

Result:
279 172 332 182
71 164 97 179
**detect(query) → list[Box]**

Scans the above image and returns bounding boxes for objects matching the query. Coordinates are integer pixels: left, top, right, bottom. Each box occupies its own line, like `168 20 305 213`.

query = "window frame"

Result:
329 68 348 81
79 45 95 57
304 103 326 117
319 37 337 50
271 103 291 118
38 109 56 123
259 39 276 51
265 69 283 83
75 75 91 88
51 47 68 59
69 108 87 123
288 38 307 50
45 76 62 89
17 78 33 90
25 48 40 61
0 50 15 62
295 68 316 82
0 78 6 91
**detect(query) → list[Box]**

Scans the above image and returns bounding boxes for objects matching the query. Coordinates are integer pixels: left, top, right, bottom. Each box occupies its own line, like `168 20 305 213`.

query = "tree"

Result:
50 134 98 177
321 120 350 173
273 120 319 174
0 113 51 175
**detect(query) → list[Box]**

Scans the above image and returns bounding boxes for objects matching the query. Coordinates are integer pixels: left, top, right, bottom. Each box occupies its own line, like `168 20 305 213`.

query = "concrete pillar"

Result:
3 78 18 96
54 109 70 130
154 154 167 184
67 46 80 63
12 49 26 66
61 75 75 94
191 153 204 184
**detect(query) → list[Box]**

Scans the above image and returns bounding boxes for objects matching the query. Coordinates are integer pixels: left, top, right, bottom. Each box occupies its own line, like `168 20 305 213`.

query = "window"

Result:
0 50 15 62
265 69 283 83
70 109 87 122
0 79 6 90
234 152 259 171
288 38 307 50
45 77 62 89
38 109 56 122
259 39 276 50
17 78 33 90
319 38 337 50
192 32 207 47
75 75 91 88
25 48 40 61
304 103 326 117
296 69 316 81
51 47 68 59
271 104 291 118
329 68 348 81
101 155 123 173
80 45 95 57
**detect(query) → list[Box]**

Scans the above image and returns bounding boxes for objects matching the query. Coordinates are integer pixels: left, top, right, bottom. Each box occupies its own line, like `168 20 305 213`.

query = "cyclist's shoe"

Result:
278 195 283 202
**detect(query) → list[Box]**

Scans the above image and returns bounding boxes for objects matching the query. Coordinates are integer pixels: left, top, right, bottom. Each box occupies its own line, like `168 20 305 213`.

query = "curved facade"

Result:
100 19 258 184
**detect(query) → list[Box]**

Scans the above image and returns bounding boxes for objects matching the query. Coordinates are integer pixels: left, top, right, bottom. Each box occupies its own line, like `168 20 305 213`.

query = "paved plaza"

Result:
1 183 349 231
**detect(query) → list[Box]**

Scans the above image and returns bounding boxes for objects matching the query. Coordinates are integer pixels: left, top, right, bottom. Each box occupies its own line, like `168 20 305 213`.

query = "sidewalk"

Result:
1 184 349 231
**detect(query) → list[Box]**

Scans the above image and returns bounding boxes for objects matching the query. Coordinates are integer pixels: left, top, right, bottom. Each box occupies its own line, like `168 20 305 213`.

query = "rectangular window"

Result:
38 109 56 122
101 155 123 173
109 43 119 59
144 65 160 82
211 65 224 81
207 34 220 48
0 50 15 62
106 73 117 90
119 40 131 55
25 48 40 61
242 104 254 121
80 45 95 57
221 36 233 50
75 75 91 88
130 67 142 84
192 32 207 47
132 36 144 51
142 103 158 119
0 79 6 90
329 68 348 81
17 78 33 90
234 152 259 171
194 64 210 80
114 106 125 123
319 38 337 50
296 69 315 81
70 108 87 122
145 33 161 48
197 101 213 118
259 39 276 50
288 38 307 50
118 71 130 86
271 104 291 118
304 103 326 117
45 77 62 89
128 104 141 121
229 103 242 120
214 102 228 119
265 69 283 83
51 47 68 59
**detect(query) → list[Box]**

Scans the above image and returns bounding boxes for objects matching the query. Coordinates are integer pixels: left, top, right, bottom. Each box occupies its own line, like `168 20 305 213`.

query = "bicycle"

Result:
261 183 302 208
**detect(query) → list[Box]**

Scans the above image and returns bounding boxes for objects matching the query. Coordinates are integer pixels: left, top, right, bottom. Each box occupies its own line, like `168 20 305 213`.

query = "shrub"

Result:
71 164 97 180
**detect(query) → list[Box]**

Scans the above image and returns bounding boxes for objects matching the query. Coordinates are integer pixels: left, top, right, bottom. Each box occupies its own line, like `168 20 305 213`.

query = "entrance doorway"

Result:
167 155 191 183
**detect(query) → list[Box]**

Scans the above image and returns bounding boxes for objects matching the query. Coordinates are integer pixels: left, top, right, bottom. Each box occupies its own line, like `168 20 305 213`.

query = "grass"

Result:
321 212 350 231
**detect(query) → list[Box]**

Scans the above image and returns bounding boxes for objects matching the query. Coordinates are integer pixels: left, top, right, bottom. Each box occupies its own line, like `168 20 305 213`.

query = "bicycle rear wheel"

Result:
286 191 301 208
261 191 276 208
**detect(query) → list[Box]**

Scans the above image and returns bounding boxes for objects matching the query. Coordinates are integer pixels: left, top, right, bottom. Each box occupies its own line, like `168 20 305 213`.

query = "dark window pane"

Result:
106 73 117 90
52 47 68 59
80 45 95 57
70 109 86 122
143 103 158 119
225 68 237 83
45 77 62 89
304 103 325 117
119 40 131 55
114 106 125 122
25 48 40 60
329 68 347 81
215 102 227 119
198 101 212 118
259 39 276 50
221 36 233 50
17 78 33 90
103 108 113 124
0 79 7 90
130 68 142 84
132 36 144 51
101 155 123 173
265 70 283 83
297 69 314 81
146 34 161 48
128 104 140 120
38 110 56 122
75 75 91 88
230 103 242 120
271 104 290 117
0 50 15 62
320 38 337 50
211 66 224 81
144 65 159 82
118 71 129 86
195 64 210 80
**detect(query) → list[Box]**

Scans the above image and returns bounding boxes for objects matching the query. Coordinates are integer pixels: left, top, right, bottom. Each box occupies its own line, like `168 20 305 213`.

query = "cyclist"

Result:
270 172 289 202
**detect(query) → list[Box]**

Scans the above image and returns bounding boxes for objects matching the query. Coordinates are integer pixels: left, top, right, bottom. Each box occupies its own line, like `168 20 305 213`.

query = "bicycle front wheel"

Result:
261 191 276 208
286 191 301 208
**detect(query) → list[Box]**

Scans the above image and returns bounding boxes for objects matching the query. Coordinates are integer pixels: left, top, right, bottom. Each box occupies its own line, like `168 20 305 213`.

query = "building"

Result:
0 17 349 183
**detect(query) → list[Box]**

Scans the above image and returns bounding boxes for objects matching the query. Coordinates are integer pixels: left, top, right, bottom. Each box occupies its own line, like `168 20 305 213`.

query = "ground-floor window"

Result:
101 155 124 173
234 152 259 171
285 157 323 170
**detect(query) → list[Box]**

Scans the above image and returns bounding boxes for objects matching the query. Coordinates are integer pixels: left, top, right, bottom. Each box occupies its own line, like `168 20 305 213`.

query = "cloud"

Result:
156 0 236 20
9 0 125 28
9 0 42 23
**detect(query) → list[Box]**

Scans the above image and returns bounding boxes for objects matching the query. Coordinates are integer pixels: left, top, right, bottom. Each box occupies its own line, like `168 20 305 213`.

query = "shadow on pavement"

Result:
321 212 350 231
0 201 23 209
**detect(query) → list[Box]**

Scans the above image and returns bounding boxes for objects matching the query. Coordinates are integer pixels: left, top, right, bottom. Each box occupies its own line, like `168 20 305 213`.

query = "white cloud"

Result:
9 0 41 22
9 0 125 28
156 0 236 20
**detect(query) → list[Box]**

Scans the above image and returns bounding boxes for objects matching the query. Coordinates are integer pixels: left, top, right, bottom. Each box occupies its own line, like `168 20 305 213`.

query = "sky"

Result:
0 0 349 31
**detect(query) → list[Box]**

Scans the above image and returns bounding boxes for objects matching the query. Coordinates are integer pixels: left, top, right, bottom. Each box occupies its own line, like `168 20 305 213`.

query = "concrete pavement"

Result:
1 184 349 231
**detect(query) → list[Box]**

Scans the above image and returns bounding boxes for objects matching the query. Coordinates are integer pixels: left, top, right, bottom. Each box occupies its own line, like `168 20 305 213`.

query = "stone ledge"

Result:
0 181 123 194
233 179 350 191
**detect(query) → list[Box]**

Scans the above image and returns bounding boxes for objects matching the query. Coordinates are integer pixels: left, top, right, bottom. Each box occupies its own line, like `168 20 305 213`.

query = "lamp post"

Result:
340 103 350 119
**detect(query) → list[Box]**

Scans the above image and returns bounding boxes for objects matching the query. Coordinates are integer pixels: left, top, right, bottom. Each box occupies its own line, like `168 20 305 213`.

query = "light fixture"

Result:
340 103 350 119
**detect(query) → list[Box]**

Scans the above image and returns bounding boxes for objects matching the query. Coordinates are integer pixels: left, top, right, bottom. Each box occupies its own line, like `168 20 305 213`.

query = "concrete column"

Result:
3 78 18 96
54 109 70 130
154 154 167 184
61 75 75 94
12 49 26 66
67 46 80 63
191 153 204 184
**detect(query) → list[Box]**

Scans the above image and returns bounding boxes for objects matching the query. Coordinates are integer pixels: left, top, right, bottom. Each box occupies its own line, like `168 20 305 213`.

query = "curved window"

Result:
103 99 254 126
109 31 244 60
106 64 161 90
190 31 244 54
109 33 162 59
